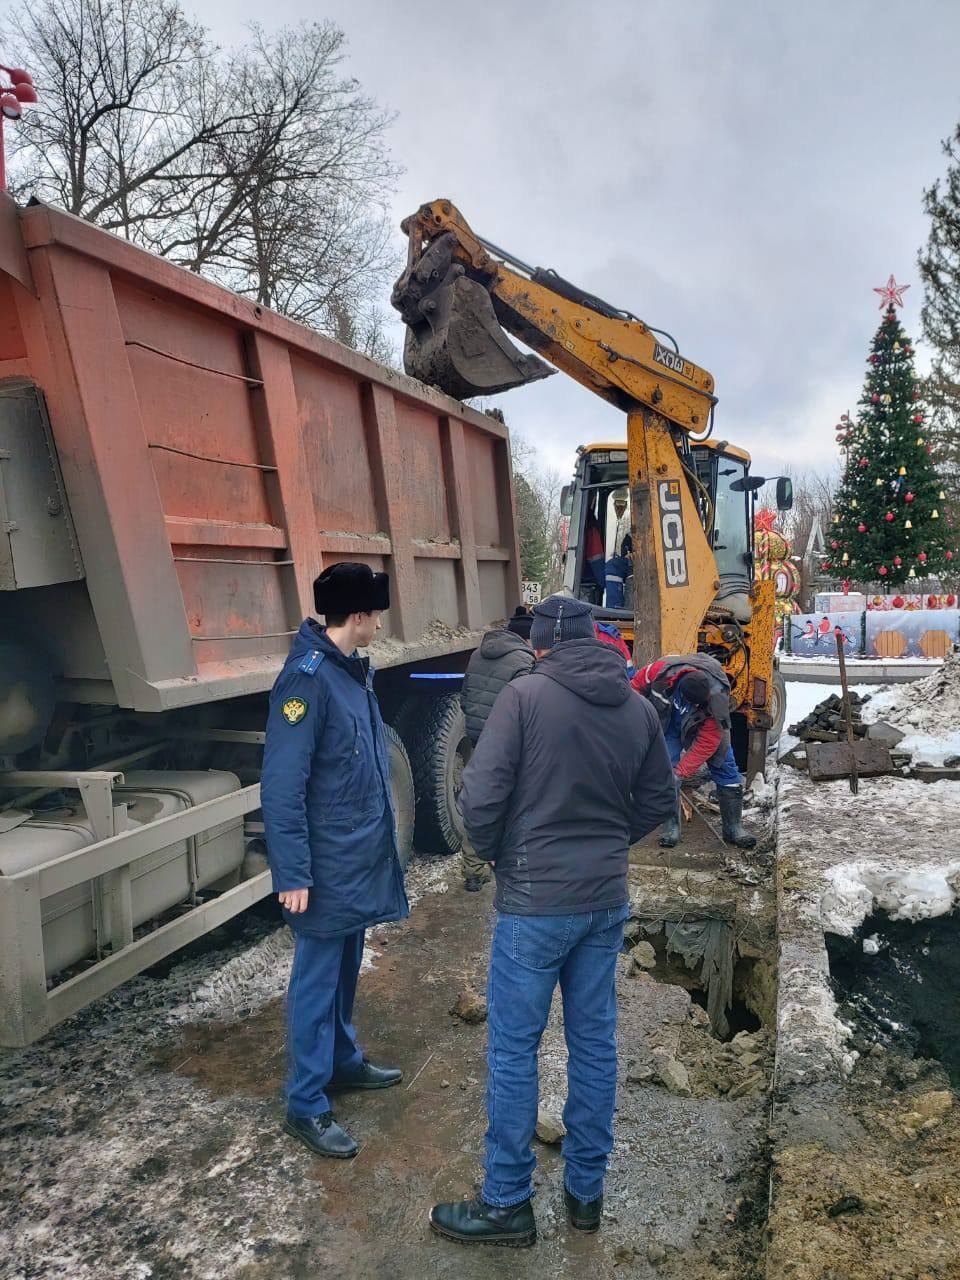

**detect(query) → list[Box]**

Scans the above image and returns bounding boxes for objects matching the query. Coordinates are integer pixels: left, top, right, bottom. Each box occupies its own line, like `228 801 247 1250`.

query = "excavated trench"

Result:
828 911 960 1088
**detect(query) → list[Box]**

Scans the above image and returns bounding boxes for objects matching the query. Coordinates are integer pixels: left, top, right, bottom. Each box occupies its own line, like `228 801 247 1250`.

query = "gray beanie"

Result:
529 595 596 651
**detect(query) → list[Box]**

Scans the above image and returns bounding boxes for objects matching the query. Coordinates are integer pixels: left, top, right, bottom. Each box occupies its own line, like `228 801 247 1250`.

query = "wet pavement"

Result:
1 827 771 1280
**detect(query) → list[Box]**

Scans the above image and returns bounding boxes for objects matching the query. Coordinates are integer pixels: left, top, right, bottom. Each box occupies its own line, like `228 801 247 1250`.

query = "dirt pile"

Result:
768 1051 960 1280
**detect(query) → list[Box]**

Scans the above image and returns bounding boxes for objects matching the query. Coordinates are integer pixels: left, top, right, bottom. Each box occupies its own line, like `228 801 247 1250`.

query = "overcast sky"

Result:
208 0 960 484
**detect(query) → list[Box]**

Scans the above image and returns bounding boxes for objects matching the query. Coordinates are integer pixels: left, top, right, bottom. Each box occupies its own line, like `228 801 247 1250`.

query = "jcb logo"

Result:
658 481 688 586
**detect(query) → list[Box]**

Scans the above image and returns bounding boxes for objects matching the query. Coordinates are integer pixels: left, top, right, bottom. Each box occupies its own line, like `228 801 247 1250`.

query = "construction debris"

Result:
788 691 870 743
534 1108 566 1144
450 987 487 1024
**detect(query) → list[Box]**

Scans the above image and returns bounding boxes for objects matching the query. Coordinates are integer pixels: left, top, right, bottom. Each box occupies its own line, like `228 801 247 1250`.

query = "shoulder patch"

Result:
282 696 309 725
298 649 325 676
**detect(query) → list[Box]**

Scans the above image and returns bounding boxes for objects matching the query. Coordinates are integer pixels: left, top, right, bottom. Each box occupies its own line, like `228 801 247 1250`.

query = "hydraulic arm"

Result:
391 200 730 668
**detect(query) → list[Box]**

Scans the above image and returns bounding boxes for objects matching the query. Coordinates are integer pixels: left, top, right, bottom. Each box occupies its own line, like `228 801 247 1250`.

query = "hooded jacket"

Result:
261 620 410 938
462 628 535 745
459 637 676 915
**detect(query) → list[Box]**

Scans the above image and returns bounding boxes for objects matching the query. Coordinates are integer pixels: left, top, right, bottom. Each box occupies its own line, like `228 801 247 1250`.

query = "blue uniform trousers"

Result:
285 929 366 1118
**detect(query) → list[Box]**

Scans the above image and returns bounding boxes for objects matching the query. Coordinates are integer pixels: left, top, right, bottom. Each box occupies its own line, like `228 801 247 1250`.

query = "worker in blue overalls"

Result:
632 654 756 851
261 562 409 1158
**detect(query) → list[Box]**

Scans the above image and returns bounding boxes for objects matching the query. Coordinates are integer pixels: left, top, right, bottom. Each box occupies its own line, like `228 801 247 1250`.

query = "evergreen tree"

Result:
825 290 954 587
918 123 960 546
513 471 550 584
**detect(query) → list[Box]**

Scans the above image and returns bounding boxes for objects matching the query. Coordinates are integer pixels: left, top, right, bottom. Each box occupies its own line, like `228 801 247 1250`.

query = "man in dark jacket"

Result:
429 595 675 1248
261 562 409 1160
631 654 756 850
459 608 535 890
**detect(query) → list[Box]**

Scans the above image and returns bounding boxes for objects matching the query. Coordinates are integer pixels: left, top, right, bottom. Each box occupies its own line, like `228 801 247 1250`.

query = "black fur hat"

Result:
313 562 390 615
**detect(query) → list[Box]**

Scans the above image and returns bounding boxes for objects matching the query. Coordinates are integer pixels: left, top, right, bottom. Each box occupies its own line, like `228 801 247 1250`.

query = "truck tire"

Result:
769 669 788 745
394 693 470 855
385 724 415 870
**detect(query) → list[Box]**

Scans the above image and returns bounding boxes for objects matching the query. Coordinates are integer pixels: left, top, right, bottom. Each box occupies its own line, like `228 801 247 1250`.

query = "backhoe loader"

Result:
391 199 790 776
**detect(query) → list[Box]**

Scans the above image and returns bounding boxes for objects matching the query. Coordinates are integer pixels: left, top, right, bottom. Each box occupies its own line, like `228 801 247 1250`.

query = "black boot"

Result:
429 1196 537 1248
564 1188 603 1232
658 793 681 848
718 785 757 850
327 1059 402 1091
283 1110 358 1158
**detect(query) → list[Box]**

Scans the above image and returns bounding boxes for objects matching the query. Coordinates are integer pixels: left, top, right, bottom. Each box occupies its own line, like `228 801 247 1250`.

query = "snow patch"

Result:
822 860 960 936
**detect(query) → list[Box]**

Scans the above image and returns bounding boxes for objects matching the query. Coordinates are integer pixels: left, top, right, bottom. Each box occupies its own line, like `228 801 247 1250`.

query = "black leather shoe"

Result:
464 875 485 892
429 1196 537 1247
564 1188 602 1232
283 1111 358 1158
327 1059 402 1091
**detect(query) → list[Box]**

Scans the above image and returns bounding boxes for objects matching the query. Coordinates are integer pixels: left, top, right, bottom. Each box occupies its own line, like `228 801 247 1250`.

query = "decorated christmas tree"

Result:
825 277 954 587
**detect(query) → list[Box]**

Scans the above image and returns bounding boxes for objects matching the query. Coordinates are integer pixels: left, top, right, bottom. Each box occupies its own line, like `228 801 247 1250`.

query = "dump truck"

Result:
392 199 791 771
0 194 521 1046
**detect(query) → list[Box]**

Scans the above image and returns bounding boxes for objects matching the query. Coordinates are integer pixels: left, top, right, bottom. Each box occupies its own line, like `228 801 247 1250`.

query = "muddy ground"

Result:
0 825 773 1280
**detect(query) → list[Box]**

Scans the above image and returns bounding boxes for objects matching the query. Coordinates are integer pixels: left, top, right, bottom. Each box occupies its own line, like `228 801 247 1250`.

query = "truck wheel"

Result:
769 669 788 745
395 693 470 855
385 725 415 870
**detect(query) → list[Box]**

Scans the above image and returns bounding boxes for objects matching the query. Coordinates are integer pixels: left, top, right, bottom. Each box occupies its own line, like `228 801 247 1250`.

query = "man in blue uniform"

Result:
261 562 409 1158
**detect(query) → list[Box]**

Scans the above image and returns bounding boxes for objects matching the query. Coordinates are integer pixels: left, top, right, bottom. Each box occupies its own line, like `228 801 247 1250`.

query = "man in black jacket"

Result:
459 608 535 890
429 595 675 1248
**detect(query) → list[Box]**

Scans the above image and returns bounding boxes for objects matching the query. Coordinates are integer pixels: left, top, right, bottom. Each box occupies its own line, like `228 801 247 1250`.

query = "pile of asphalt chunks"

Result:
787 691 870 744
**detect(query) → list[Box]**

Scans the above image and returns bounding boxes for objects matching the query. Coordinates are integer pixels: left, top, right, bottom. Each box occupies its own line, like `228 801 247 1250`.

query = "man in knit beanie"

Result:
430 595 675 1248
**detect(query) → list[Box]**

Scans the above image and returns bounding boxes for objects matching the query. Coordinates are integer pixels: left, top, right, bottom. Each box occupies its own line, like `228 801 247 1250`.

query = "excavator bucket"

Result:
391 233 554 399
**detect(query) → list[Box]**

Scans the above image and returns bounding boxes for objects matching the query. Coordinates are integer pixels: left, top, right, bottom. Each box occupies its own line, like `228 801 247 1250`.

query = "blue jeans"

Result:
482 906 629 1208
285 929 365 1118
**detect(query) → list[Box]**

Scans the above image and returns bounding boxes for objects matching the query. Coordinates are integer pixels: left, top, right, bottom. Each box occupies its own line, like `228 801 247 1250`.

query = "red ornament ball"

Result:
859 457 869 468
822 561 832 571
905 492 914 503
918 551 928 563
885 512 895 522
878 565 888 576
893 595 905 608
893 555 902 567
912 414 924 424
830 539 839 549
871 393 880 404
948 594 957 606
927 445 934 454
857 522 866 533
947 551 955 562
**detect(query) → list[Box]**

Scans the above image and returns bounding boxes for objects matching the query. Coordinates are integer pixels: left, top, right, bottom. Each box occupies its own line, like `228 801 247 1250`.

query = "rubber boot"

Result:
658 793 681 848
717 785 757 850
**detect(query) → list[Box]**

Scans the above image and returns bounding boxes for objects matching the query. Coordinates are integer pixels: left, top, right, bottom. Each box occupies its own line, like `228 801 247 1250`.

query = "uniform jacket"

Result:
261 620 409 937
461 628 535 746
459 637 676 915
631 654 732 780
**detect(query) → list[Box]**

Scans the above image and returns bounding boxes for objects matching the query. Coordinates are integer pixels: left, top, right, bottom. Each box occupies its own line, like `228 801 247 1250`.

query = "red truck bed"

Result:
0 195 520 711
